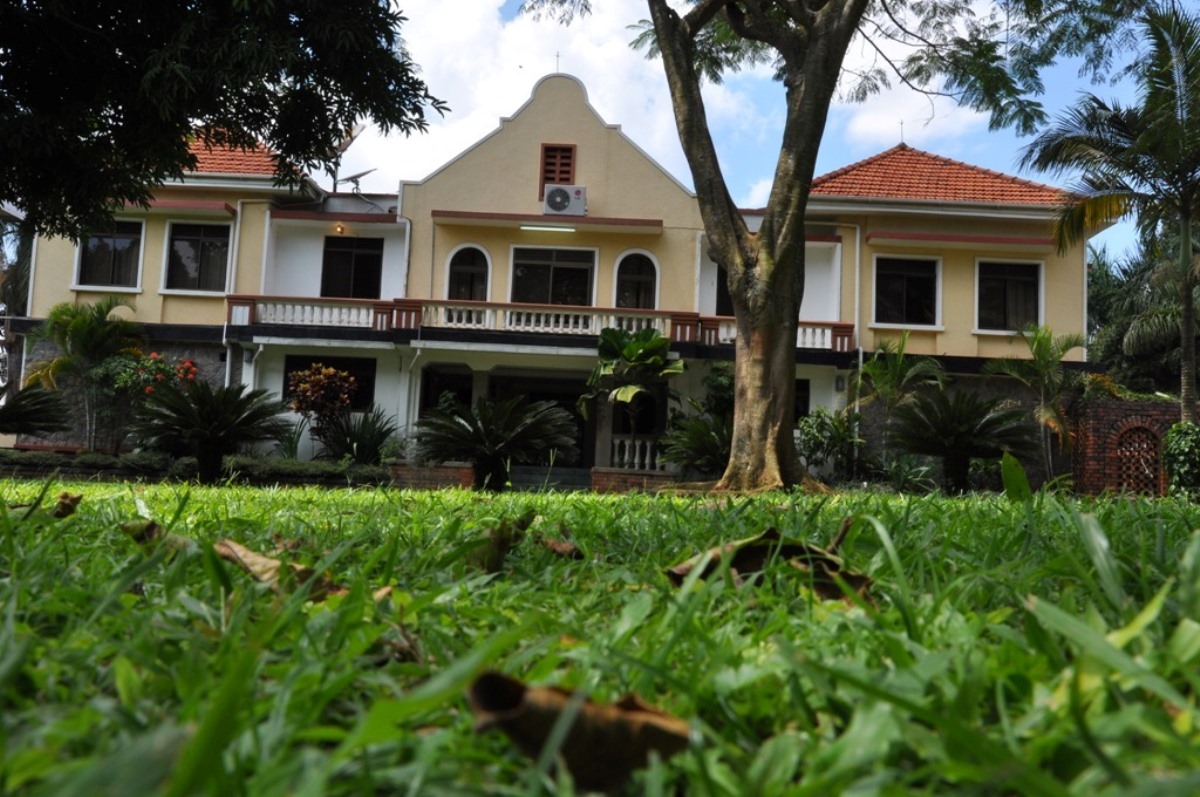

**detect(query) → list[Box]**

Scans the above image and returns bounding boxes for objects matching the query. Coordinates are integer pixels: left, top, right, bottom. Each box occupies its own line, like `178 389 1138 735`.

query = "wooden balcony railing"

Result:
226 295 854 351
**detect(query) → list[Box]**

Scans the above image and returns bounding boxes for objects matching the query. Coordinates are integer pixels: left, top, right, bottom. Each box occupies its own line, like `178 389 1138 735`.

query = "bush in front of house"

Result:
1163 421 1200 497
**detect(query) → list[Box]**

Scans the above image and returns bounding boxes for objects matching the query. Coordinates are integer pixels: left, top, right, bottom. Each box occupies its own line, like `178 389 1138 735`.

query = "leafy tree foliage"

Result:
413 396 579 492
128 381 292 484
853 331 945 414
579 327 683 420
1021 3 1200 422
0 0 446 238
887 389 1038 494
524 0 1139 490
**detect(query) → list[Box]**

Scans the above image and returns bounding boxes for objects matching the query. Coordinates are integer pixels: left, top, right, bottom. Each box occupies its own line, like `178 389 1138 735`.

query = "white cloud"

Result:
738 177 773 209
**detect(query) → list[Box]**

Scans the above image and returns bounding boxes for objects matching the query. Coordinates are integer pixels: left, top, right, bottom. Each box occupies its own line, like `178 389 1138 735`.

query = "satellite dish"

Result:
335 168 375 188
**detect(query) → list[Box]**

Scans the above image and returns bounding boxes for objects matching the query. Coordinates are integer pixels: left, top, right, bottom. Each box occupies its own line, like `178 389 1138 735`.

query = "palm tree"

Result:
127 381 292 484
983 325 1085 478
25 296 144 448
853 330 946 413
1020 3 1200 422
887 389 1038 494
413 395 579 492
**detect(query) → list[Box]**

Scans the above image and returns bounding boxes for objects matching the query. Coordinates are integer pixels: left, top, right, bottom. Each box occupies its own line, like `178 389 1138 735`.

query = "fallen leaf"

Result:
119 519 193 554
468 671 690 792
536 525 584 559
664 520 872 603
213 539 341 601
52 492 82 517
468 510 537 573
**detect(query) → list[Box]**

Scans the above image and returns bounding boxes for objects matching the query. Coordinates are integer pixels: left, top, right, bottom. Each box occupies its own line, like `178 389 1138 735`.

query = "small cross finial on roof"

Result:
556 51 561 71
900 120 905 143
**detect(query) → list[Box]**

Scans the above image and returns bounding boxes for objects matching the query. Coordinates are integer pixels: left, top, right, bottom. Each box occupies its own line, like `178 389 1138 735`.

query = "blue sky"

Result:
339 0 1140 257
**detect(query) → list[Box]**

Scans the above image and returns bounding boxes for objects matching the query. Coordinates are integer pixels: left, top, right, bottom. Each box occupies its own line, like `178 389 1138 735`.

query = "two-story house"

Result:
17 73 1086 470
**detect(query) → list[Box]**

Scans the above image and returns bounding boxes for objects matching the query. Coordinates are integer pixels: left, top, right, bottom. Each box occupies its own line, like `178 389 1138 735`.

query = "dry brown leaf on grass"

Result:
664 519 872 603
7 491 82 523
468 671 691 792
534 522 584 560
118 519 193 553
468 510 537 573
213 539 344 600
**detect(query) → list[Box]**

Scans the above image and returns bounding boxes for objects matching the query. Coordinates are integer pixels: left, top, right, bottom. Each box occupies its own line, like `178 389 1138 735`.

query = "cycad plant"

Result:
315 404 400 465
887 388 1038 494
413 395 579 491
0 384 69 436
128 381 291 484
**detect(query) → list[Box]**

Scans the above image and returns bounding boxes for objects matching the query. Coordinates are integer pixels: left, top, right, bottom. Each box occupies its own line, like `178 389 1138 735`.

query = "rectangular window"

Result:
978 261 1039 331
875 257 937 326
321 237 383 299
511 248 594 306
166 223 230 292
78 221 141 288
283 355 377 412
540 144 576 198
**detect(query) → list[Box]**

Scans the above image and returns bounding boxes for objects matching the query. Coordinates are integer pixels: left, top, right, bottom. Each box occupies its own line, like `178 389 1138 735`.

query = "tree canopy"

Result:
0 0 446 239
522 0 1143 491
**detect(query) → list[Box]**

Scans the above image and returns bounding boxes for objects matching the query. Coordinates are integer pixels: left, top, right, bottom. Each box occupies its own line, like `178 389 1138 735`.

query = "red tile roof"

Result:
187 139 278 176
810 143 1066 206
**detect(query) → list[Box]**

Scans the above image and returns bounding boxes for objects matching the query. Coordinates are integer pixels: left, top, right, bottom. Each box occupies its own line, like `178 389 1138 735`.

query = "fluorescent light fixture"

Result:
519 224 575 233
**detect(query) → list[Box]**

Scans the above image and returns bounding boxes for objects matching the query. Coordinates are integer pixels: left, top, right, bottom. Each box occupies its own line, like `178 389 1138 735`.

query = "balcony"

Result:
225 295 854 351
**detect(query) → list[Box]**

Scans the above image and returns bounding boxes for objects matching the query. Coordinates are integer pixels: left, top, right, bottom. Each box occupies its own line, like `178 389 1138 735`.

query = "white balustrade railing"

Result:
253 299 376 328
425 303 492 330
715 318 852 350
610 434 666 472
504 308 597 335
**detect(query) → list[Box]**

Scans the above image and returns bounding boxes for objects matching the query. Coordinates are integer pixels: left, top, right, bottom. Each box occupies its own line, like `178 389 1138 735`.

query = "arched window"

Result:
448 247 488 301
615 253 656 309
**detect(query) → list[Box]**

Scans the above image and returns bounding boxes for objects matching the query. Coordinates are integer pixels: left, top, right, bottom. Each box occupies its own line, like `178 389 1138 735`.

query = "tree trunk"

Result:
1180 212 1196 423
645 0 868 491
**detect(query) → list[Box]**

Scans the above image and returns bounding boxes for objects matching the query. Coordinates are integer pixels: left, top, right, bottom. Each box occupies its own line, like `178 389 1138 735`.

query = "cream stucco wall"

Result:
828 210 1086 362
29 188 279 326
402 74 704 310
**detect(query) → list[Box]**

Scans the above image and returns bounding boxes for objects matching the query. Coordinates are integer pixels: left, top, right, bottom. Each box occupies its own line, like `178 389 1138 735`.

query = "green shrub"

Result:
166 456 198 481
316 405 400 465
0 449 74 469
660 414 731 479
72 452 119 470
222 455 388 485
118 450 170 474
796 408 860 480
1164 422 1200 496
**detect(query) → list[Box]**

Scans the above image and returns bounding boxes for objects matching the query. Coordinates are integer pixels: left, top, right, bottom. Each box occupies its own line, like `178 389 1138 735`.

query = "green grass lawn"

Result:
2 480 1199 795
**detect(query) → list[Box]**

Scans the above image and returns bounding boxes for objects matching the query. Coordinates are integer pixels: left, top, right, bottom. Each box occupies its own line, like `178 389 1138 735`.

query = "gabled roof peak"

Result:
809 143 1066 207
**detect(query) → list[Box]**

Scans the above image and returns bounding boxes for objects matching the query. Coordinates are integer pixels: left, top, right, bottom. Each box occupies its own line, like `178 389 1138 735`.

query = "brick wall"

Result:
590 467 677 493
1073 399 1181 495
388 462 474 490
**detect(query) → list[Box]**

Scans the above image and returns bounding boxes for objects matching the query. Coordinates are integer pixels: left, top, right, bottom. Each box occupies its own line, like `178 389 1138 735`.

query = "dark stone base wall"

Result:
1072 399 1180 495
17 340 229 452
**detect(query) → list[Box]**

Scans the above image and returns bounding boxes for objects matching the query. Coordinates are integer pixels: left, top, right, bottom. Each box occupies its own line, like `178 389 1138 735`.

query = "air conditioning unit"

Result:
543 184 587 216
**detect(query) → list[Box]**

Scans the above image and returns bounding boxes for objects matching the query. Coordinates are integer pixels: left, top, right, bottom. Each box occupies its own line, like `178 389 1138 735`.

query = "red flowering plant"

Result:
287 363 357 443
108 351 198 397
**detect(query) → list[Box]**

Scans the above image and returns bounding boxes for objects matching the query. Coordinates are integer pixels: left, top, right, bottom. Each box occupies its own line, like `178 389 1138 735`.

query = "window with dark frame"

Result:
78 221 141 288
540 144 575 198
282 355 377 412
320 237 383 299
448 247 488 301
875 257 937 326
511 248 594 307
978 261 1039 331
615 254 657 309
166 223 230 292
